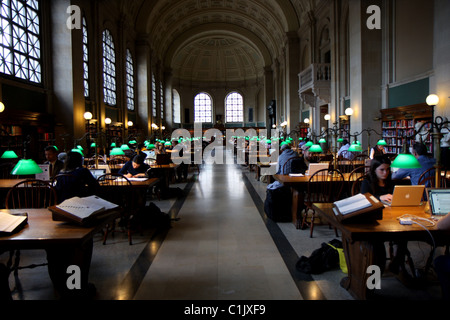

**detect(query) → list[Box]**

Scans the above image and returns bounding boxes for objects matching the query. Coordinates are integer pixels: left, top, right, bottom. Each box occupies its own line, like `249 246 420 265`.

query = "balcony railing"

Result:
299 63 331 93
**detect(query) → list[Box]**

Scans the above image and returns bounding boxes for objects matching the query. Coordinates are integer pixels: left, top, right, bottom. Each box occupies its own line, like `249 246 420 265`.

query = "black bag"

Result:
131 202 171 229
295 239 342 274
160 187 183 200
264 186 292 222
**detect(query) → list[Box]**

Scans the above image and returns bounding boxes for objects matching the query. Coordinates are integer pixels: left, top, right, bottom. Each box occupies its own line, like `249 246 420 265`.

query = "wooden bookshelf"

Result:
380 103 432 156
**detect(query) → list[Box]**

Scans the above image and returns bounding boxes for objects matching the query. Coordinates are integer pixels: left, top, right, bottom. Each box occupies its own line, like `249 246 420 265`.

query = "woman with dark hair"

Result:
54 151 100 203
118 154 150 178
360 155 394 203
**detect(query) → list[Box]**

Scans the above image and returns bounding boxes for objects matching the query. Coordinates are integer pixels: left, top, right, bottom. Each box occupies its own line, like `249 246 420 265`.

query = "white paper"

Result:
334 193 372 215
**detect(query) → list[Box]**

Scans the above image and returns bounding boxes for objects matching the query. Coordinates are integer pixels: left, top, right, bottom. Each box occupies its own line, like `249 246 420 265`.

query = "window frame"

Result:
225 91 244 123
125 49 135 112
102 29 117 107
194 92 213 124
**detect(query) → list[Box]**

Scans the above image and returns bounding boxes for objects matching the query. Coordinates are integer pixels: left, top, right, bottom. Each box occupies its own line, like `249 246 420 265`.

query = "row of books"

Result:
382 120 414 129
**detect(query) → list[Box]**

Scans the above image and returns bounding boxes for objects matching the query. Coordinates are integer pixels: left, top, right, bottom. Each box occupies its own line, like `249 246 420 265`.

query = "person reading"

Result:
119 154 150 179
360 155 394 203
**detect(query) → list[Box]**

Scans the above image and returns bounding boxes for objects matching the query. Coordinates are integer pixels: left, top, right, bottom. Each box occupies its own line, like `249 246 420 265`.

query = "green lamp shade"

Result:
120 144 130 151
280 141 289 146
110 148 125 156
11 159 43 175
391 154 422 169
305 141 314 147
71 148 84 155
1 150 19 159
309 144 323 153
110 142 117 148
77 145 84 151
129 140 137 145
337 138 344 143
165 142 172 146
299 137 303 141
318 138 327 144
348 143 363 152
377 139 388 146
90 143 96 148
147 144 156 149
266 139 272 144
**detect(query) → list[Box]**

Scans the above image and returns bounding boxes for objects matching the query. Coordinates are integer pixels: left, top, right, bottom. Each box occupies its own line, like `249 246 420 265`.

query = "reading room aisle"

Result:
133 158 302 300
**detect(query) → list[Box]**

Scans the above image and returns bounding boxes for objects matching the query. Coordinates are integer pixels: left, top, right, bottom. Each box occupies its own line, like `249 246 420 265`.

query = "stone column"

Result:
285 32 301 133
136 37 152 136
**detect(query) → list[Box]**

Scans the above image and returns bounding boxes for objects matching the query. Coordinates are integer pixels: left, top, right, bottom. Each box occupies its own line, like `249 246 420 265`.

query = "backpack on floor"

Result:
295 239 342 274
131 202 172 229
264 186 292 222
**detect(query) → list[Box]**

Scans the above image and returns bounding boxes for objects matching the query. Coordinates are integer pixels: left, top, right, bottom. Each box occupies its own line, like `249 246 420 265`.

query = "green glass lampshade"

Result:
76 145 84 151
128 140 137 145
165 142 172 146
110 147 125 156
391 154 422 169
309 144 323 153
266 139 272 144
377 139 387 146
90 142 96 148
120 144 131 151
1 150 19 159
280 141 289 147
110 142 117 148
147 144 156 149
305 141 314 147
10 159 43 175
318 138 327 144
52 146 59 152
299 137 303 141
71 148 84 155
337 138 344 143
348 143 363 152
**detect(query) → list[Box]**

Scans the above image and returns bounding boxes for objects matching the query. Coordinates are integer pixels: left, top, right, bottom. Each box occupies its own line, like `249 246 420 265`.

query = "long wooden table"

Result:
312 203 450 300
0 208 121 299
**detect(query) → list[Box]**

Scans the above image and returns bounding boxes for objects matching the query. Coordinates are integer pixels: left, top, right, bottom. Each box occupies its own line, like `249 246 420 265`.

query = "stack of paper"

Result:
334 193 372 215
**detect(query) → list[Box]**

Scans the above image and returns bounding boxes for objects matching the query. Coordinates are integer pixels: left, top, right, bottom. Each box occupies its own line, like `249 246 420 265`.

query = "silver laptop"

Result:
35 164 50 181
383 185 425 207
90 168 106 179
428 189 450 217
305 163 329 176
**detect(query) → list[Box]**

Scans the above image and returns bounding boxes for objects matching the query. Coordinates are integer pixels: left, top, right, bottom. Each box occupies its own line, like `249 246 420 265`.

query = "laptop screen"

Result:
90 169 106 179
428 189 450 216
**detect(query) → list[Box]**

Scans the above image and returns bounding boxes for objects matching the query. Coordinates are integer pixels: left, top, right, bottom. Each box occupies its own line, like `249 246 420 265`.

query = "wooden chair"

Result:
351 175 368 196
5 179 57 276
97 173 136 245
302 169 345 238
108 156 128 173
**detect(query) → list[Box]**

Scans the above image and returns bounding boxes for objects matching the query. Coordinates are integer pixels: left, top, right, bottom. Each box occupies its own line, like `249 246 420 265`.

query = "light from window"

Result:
125 49 135 111
160 81 164 120
152 73 157 118
102 29 116 106
173 89 181 124
225 92 244 123
194 93 212 123
0 0 42 83
82 16 89 98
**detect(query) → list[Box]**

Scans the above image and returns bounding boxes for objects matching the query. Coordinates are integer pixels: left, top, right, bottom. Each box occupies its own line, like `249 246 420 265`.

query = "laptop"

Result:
383 185 425 207
35 164 50 181
89 168 106 179
305 163 329 176
427 189 450 218
156 153 172 165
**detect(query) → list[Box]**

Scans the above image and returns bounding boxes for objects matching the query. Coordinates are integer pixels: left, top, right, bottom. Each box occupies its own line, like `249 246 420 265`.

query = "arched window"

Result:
125 49 135 111
0 0 42 83
160 81 164 119
82 16 89 98
102 29 116 106
225 92 244 123
194 93 212 123
173 89 181 124
152 72 157 118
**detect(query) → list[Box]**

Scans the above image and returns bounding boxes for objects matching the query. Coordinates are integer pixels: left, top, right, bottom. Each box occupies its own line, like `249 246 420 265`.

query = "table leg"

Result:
340 235 386 300
45 239 94 300
291 188 305 229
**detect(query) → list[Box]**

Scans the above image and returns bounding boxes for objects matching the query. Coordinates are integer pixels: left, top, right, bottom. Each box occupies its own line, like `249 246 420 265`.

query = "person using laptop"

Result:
44 145 64 179
392 142 436 186
119 154 150 179
360 155 394 203
435 213 450 300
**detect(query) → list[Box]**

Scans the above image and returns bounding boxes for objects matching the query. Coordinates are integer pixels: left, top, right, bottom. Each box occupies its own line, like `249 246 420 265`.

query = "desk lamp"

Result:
10 159 43 175
71 148 84 156
1 150 19 159
309 144 323 153
110 147 125 156
120 144 130 151
391 141 421 169
348 141 363 152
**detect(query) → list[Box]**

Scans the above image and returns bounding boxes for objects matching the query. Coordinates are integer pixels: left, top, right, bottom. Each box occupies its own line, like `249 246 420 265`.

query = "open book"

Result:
0 212 28 234
333 193 384 223
334 193 372 215
50 195 119 226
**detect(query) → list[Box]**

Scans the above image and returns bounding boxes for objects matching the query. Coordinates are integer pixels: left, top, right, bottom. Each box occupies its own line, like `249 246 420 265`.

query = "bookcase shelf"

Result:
380 104 432 156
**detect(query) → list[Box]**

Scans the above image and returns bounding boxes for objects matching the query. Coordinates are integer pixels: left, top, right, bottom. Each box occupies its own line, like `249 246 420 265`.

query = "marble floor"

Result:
2 148 445 301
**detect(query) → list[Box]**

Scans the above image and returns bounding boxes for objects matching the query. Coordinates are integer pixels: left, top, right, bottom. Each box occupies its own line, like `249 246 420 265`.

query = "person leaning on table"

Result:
360 155 394 203
118 154 149 179
435 214 450 300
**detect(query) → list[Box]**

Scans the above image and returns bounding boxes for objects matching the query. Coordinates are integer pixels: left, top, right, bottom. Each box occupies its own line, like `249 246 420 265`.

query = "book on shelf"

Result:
0 211 28 234
333 193 384 223
49 195 120 226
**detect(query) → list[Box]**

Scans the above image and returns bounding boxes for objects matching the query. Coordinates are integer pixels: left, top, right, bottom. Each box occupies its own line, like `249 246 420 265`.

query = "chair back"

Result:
6 179 57 209
351 175 368 196
97 173 135 209
306 169 345 204
417 167 436 187
348 166 371 182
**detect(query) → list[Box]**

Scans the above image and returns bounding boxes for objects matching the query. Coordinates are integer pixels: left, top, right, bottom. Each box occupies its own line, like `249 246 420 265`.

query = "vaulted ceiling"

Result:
120 0 313 82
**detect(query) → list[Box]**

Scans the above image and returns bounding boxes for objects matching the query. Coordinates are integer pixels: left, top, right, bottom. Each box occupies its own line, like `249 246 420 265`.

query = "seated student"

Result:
119 154 150 178
435 213 450 300
44 146 64 179
369 143 387 159
392 142 436 185
360 155 394 203
54 151 100 203
267 144 302 191
337 139 353 160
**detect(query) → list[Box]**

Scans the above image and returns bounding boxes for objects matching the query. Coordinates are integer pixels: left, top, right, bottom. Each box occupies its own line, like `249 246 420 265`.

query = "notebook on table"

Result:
427 189 450 218
305 163 329 176
382 185 425 207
